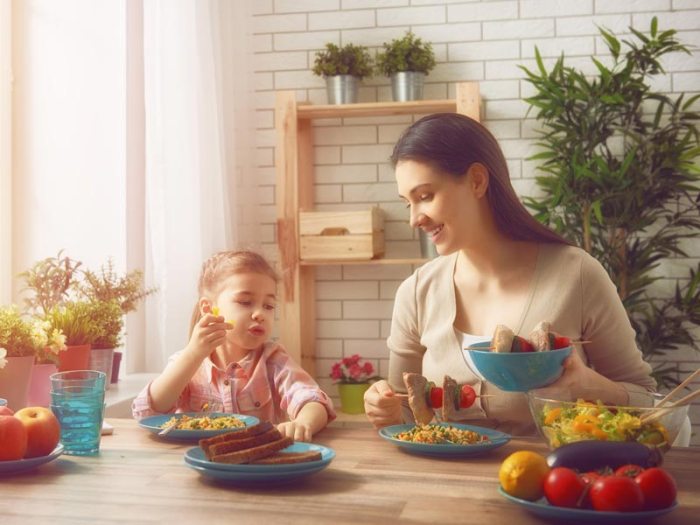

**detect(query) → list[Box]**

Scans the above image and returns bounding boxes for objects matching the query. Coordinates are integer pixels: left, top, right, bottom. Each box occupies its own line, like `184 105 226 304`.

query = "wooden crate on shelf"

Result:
299 208 385 261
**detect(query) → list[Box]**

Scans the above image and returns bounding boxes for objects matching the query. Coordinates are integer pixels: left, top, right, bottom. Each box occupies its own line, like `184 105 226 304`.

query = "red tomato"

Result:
615 464 645 478
590 476 644 512
553 335 571 349
580 471 601 485
459 384 476 408
544 467 587 508
429 386 443 408
635 468 677 510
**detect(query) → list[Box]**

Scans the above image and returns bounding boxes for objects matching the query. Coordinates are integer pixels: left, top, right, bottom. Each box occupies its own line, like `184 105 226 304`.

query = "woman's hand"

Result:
550 349 629 405
186 313 231 360
364 380 403 429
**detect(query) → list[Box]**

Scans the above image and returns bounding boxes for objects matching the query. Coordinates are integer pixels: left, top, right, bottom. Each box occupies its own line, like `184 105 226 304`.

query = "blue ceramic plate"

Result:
0 444 64 475
138 412 259 441
379 423 510 457
184 442 335 482
498 487 678 521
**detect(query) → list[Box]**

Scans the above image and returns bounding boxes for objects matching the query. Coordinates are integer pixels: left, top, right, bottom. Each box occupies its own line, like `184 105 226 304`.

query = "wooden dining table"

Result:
1 417 698 524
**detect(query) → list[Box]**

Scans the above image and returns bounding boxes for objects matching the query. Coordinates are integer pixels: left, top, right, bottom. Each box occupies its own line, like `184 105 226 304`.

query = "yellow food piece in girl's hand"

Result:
212 306 220 316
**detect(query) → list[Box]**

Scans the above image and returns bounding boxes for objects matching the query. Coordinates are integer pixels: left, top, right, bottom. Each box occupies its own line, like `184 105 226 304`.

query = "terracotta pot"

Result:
88 347 114 390
57 344 92 372
0 355 35 411
27 363 58 407
337 383 370 414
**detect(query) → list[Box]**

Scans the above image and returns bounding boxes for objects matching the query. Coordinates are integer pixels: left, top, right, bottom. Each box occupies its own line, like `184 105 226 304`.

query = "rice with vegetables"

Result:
394 424 490 445
160 414 245 431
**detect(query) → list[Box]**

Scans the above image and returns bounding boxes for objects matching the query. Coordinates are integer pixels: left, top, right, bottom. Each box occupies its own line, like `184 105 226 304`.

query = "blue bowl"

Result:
462 341 573 392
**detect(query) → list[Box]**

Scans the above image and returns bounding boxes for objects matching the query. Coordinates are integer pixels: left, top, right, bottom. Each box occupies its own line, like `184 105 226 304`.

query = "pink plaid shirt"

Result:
132 341 335 424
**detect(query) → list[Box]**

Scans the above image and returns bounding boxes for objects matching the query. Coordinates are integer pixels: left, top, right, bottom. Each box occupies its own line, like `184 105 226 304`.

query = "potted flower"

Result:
27 318 67 407
0 306 41 409
330 354 380 414
44 301 100 373
375 31 436 101
76 259 156 384
312 42 373 104
85 300 124 390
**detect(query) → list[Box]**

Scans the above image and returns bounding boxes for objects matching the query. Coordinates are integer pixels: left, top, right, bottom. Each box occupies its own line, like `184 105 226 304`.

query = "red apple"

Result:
0 414 28 460
14 407 61 458
0 406 14 416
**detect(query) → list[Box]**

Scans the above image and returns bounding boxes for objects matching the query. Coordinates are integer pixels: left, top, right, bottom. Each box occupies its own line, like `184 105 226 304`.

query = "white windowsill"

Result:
105 373 158 418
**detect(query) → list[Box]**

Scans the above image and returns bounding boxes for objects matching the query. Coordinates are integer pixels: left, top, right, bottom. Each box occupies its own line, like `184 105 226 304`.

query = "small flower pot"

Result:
111 351 122 384
0 355 35 411
28 363 58 407
58 344 92 372
391 71 426 101
337 383 370 414
325 75 359 104
88 347 114 390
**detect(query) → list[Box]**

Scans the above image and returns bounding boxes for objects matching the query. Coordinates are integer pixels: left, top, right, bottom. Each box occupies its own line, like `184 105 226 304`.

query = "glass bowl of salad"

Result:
527 387 689 451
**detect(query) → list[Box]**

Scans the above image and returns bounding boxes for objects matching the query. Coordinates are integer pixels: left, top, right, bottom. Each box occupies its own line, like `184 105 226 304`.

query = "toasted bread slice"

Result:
211 436 294 464
250 451 322 465
199 420 274 459
492 324 514 353
403 372 434 426
206 428 282 459
529 321 552 351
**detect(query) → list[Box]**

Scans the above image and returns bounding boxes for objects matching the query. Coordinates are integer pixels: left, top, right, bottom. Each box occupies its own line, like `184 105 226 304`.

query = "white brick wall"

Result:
252 0 700 444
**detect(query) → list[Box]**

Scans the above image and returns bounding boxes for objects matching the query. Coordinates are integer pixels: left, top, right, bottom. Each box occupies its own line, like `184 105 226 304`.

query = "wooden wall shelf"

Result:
275 82 481 374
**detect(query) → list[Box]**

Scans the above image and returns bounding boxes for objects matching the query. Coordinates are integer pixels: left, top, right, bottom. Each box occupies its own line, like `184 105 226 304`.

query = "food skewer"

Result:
653 368 700 409
394 384 493 410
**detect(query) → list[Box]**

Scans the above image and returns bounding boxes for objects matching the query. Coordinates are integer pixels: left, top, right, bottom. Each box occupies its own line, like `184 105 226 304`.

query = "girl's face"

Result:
210 272 277 351
396 159 483 255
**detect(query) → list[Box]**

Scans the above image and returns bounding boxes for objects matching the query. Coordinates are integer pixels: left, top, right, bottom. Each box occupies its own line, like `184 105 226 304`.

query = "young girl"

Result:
132 250 335 441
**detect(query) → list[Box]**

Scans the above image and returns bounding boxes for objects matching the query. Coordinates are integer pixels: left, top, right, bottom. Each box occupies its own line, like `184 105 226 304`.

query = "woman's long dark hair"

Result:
391 113 571 245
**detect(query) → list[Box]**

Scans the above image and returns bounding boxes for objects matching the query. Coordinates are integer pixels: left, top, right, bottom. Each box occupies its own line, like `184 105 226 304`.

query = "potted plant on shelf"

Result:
330 354 381 414
521 18 700 388
0 306 41 410
76 259 157 384
312 42 373 104
376 31 436 101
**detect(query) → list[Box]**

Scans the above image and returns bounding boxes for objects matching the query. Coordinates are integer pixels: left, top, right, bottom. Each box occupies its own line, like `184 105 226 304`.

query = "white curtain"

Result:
140 0 259 372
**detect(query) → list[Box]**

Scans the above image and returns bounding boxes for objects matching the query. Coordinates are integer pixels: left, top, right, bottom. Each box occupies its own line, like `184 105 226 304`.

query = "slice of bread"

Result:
492 324 514 353
250 451 322 465
199 420 274 459
206 428 282 459
211 436 294 464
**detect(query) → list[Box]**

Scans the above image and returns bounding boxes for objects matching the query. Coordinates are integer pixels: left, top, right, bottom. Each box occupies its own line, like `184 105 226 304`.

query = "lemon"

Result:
499 450 550 501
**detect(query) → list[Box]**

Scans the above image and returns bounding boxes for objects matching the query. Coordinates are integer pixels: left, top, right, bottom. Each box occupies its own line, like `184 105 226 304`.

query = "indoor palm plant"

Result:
520 18 700 387
312 42 373 104
376 31 436 101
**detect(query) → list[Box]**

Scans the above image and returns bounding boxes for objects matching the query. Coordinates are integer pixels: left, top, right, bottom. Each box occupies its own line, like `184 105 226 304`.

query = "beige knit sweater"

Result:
387 243 656 436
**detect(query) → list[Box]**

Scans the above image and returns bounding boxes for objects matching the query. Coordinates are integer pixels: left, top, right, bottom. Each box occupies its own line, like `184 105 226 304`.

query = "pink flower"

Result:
329 355 379 384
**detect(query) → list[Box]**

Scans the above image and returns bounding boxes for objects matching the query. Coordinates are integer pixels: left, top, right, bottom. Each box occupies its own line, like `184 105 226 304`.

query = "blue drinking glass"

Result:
50 370 106 456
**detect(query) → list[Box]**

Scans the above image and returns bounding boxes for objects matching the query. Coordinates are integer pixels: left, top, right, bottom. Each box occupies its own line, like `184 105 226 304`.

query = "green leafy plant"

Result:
312 43 373 79
520 18 700 387
0 306 37 358
77 259 157 315
89 300 124 350
375 31 436 76
44 302 101 347
20 250 82 314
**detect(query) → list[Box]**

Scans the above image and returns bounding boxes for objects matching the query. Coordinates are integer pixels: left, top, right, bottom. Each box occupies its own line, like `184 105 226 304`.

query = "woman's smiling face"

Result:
396 159 481 255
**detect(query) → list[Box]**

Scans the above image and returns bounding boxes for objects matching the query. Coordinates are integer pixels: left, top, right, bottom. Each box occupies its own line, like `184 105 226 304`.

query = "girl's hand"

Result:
550 349 629 405
186 313 232 360
277 421 313 442
364 380 402 429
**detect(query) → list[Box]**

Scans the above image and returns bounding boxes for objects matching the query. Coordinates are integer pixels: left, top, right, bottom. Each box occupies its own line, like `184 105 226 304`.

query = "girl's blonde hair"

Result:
189 250 279 336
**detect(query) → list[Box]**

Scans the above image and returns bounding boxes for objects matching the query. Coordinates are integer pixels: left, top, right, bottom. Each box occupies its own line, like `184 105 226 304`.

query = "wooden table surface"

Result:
1 418 698 524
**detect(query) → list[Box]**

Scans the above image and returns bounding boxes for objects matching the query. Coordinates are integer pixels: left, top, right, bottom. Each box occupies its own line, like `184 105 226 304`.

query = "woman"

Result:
364 113 655 435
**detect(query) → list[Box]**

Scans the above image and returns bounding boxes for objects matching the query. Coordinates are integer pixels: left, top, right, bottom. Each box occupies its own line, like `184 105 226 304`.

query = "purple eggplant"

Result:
546 441 663 471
